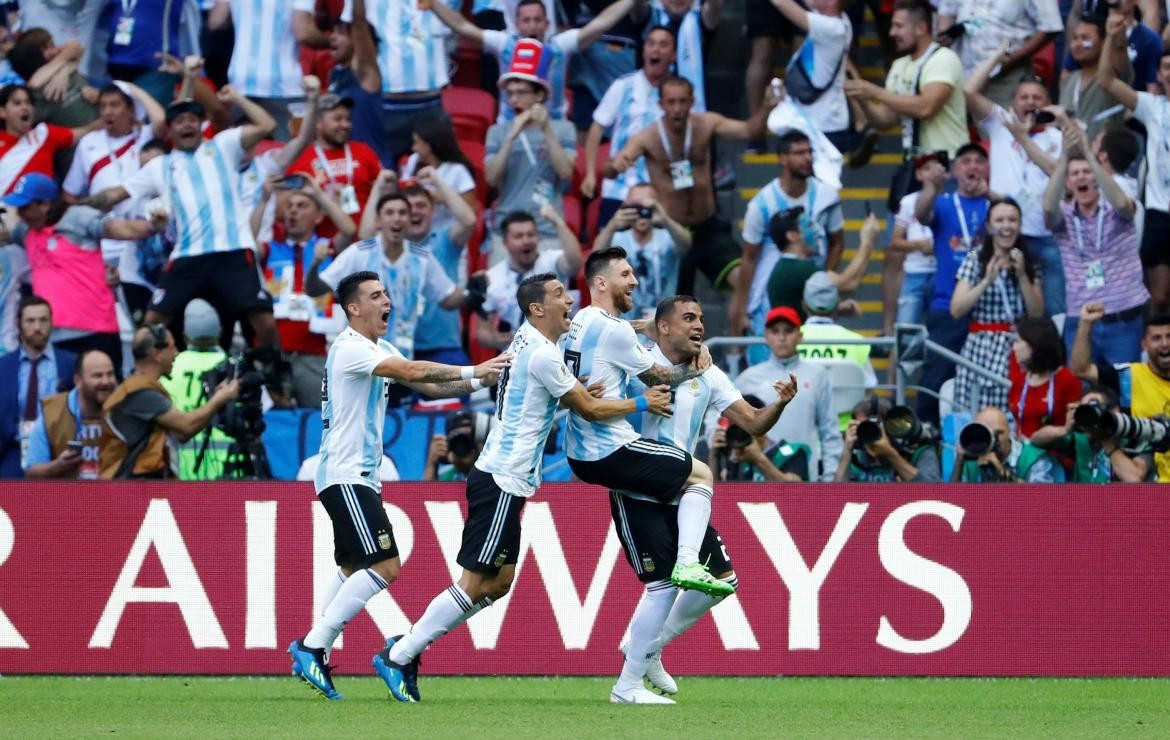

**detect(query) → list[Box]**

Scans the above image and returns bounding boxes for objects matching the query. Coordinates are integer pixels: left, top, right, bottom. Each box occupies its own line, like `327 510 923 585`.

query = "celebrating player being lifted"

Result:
371 272 673 702
610 295 797 704
562 247 728 596
288 271 511 701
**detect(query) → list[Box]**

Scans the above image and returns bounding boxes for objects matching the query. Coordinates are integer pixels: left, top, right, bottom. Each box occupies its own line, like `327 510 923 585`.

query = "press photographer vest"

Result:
99 375 173 480
960 443 1050 483
850 445 933 482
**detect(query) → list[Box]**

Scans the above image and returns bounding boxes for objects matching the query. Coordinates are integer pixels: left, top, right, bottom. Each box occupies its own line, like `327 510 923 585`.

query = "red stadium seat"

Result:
443 86 498 131
571 142 610 198
1034 41 1056 87
584 195 602 246
563 195 582 240
450 113 489 146
458 139 490 207
451 39 483 89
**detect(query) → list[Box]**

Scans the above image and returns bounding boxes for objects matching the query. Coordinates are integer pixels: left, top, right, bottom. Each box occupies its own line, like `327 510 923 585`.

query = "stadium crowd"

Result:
1 0 1170 484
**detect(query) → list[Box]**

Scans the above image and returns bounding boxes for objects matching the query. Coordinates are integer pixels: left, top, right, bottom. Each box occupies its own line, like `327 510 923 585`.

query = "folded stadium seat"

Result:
800 359 868 417
1033 41 1056 87
443 86 498 131
584 194 602 246
458 139 491 208
574 252 591 309
451 39 483 89
570 142 610 198
562 195 583 241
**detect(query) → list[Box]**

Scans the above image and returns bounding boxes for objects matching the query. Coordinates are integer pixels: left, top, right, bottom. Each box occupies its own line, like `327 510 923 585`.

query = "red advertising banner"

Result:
1 483 1168 676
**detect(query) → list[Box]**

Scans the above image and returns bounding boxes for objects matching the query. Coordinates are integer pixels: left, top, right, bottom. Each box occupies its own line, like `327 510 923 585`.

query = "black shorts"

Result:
317 483 399 569
569 438 692 503
150 249 273 318
744 0 800 39
683 218 742 292
1141 209 1170 268
610 492 732 583
456 467 527 575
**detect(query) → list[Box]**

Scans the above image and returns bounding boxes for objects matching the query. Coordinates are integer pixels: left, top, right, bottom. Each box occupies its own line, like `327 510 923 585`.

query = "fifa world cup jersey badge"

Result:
378 532 392 550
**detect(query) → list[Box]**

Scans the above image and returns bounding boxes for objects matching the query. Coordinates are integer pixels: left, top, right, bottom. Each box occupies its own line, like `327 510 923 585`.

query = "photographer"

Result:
710 395 807 483
1071 306 1170 481
98 325 239 479
1030 389 1156 482
951 406 1065 482
836 398 942 482
423 410 490 482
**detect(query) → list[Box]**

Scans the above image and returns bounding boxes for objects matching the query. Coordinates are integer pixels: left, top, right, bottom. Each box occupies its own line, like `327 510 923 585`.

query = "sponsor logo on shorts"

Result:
378 532 392 550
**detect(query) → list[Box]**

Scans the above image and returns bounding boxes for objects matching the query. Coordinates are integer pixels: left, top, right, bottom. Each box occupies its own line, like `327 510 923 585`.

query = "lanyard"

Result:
517 131 538 167
1072 205 1105 256
656 117 692 162
314 144 353 184
1017 374 1054 424
953 193 974 249
993 268 1021 317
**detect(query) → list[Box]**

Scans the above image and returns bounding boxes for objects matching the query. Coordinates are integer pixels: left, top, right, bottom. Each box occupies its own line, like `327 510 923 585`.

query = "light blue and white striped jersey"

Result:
741 176 844 315
650 0 706 113
611 227 681 320
315 326 402 494
562 305 655 461
227 0 314 98
414 228 466 352
123 128 257 259
319 236 455 359
476 321 577 496
342 0 462 94
627 343 740 454
0 244 29 353
592 71 662 201
484 29 579 123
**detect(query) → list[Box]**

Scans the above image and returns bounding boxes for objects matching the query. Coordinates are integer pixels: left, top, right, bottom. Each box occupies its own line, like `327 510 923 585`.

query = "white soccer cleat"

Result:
610 685 677 704
644 652 678 695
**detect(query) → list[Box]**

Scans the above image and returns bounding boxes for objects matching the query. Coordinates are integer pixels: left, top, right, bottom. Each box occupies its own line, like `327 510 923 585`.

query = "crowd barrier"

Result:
1 483 1168 676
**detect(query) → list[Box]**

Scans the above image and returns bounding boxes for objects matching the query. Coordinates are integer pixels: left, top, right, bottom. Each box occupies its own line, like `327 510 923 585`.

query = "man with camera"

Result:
423 410 491 482
592 182 692 321
951 406 1065 482
1071 303 1170 481
99 324 240 479
836 398 942 482
710 395 806 482
1030 388 1156 482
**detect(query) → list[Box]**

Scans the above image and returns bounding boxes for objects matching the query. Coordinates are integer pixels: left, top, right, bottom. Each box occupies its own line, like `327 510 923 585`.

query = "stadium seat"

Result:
1034 41 1056 87
563 195 583 240
571 142 609 198
443 86 497 132
802 359 868 417
451 39 483 89
584 194 602 245
458 139 490 208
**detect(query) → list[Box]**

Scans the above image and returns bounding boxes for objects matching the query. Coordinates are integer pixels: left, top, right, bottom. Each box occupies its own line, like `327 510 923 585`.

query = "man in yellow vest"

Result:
24 349 117 480
1070 303 1170 481
159 299 235 480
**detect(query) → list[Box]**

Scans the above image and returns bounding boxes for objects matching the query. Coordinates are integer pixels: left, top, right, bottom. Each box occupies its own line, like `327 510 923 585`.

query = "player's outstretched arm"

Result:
374 354 512 383
637 345 712 388
722 373 798 436
560 382 672 421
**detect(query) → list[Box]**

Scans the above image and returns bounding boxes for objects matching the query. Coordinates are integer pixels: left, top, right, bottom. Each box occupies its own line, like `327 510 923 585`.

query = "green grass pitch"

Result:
5 675 1170 738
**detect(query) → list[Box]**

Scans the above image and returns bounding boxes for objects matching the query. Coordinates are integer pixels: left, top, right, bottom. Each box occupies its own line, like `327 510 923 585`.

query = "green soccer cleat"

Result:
670 562 735 597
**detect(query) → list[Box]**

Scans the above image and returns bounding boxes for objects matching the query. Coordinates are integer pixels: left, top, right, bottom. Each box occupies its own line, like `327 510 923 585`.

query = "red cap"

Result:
765 305 802 329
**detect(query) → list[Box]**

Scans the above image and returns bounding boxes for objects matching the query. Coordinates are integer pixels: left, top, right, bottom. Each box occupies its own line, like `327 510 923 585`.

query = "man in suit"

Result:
0 296 75 478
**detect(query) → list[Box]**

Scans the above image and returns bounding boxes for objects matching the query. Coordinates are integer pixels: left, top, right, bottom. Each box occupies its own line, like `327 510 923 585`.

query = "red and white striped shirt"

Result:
0 123 74 194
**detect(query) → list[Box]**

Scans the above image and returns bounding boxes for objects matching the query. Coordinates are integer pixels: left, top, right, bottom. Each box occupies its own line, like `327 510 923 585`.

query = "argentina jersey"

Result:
476 322 577 495
227 0 313 98
595 71 662 201
342 0 458 93
611 228 681 320
562 306 655 461
315 327 401 495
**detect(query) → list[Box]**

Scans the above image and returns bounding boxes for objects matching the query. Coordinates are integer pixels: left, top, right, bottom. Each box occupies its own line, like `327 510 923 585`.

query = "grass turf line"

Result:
4 676 1170 739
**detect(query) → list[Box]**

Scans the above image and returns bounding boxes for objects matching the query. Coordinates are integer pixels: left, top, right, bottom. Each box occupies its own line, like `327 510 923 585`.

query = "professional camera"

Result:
201 346 292 479
465 273 489 318
856 404 934 448
958 422 997 457
1073 402 1170 453
446 410 493 459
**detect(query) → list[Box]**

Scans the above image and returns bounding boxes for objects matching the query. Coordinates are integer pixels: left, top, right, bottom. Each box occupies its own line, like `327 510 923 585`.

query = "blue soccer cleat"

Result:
289 639 342 700
372 636 417 703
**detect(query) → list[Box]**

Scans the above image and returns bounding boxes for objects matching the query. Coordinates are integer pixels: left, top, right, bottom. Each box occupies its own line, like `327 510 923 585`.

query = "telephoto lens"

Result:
856 419 883 446
959 422 994 457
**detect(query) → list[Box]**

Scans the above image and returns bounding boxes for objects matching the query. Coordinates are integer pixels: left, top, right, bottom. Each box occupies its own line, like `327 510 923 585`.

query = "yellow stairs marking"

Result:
740 186 888 200
741 152 903 166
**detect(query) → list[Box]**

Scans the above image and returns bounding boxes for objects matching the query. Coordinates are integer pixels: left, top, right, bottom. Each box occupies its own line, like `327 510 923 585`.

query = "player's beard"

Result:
615 289 635 313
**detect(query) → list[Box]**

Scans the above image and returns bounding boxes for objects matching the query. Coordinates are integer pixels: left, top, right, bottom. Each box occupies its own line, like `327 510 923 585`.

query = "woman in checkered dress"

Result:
950 199 1045 413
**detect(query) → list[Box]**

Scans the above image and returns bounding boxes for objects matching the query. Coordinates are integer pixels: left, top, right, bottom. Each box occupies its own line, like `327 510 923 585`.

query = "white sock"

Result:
303 569 387 651
388 585 492 664
615 581 678 692
319 569 348 663
675 484 713 565
659 574 738 650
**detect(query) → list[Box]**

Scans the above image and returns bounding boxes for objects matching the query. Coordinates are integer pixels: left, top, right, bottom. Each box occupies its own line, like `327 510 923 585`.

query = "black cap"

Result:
768 206 805 247
166 99 205 123
445 410 474 440
954 142 987 161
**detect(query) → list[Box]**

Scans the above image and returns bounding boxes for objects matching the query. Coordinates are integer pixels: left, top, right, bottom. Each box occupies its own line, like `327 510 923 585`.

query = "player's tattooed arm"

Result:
637 345 712 387
376 354 511 382
407 379 481 398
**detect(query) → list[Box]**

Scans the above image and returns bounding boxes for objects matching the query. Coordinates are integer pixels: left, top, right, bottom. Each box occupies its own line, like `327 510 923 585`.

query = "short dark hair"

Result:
585 246 628 283
659 75 693 97
17 294 50 323
1100 126 1139 173
74 348 112 377
500 210 536 237
1015 316 1065 374
517 272 559 318
654 295 701 327
893 0 933 28
776 130 810 154
0 83 31 108
1145 313 1170 332
645 24 677 48
400 184 432 203
1075 14 1106 40
97 83 135 111
1084 383 1120 410
141 138 170 156
375 192 409 214
516 0 547 13
337 270 381 317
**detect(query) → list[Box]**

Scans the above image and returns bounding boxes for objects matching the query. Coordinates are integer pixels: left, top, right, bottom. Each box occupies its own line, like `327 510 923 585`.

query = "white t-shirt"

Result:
894 191 937 275
796 12 853 135
314 326 402 494
483 250 568 331
982 106 1062 237
1134 91 1170 213
561 305 655 461
400 154 476 234
475 321 577 496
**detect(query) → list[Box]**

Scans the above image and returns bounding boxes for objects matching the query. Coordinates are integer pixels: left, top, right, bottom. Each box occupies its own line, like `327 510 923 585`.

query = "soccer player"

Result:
372 272 672 702
610 295 797 703
288 270 511 701
562 247 729 597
